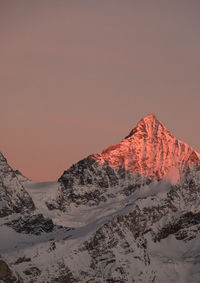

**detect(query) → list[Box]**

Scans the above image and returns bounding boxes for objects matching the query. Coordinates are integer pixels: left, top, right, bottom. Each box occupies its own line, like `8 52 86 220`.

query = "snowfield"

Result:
0 114 200 282
0 173 200 283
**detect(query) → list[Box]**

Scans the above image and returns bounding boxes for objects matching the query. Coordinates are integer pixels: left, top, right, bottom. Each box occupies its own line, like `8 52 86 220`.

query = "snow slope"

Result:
0 114 200 282
1 166 200 282
48 114 200 213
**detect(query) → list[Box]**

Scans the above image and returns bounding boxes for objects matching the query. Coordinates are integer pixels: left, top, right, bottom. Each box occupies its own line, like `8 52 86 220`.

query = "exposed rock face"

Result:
48 114 200 212
6 214 55 235
47 157 151 211
93 114 200 179
1 115 200 283
0 259 23 282
5 213 72 235
0 152 35 217
74 166 200 282
2 165 199 283
14 170 30 183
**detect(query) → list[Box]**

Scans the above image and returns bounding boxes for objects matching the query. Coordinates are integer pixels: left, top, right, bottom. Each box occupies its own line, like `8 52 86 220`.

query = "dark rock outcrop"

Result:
0 259 23 283
0 153 35 217
6 214 54 235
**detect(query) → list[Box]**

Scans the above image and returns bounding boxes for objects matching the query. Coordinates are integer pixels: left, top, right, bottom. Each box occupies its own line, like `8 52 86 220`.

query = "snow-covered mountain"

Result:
0 152 35 217
95 114 200 178
0 114 200 283
47 114 200 212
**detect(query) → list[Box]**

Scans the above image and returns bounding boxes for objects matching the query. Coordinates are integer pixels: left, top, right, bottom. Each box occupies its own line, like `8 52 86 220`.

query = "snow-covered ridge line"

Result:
92 114 200 179
0 114 200 282
46 114 200 213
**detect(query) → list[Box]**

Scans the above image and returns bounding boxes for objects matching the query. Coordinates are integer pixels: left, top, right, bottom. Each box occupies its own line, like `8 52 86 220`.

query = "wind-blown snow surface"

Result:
47 114 200 213
0 114 200 282
24 181 63 223
1 167 200 283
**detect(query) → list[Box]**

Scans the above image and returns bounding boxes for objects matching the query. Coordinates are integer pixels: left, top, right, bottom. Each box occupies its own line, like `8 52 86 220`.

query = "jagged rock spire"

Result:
94 114 200 179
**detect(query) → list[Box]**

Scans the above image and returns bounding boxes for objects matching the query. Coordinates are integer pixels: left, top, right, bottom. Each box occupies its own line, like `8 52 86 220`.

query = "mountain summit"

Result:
47 114 200 212
125 114 164 139
92 114 200 179
1 115 200 283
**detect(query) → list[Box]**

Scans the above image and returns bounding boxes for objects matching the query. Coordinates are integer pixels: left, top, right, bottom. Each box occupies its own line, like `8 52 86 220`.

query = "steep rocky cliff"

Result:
0 152 35 217
1 115 200 282
48 114 200 212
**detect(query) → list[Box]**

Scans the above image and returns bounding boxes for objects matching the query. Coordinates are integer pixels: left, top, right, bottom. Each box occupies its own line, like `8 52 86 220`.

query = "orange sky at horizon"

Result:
0 0 200 181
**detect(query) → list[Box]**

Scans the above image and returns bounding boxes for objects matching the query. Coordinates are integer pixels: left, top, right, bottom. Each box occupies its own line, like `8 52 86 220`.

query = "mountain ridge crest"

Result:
92 114 200 179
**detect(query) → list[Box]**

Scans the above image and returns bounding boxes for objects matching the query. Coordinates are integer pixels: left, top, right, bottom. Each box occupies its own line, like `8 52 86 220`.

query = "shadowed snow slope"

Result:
0 115 200 282
48 114 200 212
1 166 200 283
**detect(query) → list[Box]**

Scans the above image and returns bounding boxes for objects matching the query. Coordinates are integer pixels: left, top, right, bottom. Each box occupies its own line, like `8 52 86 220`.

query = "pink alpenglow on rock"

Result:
91 114 200 180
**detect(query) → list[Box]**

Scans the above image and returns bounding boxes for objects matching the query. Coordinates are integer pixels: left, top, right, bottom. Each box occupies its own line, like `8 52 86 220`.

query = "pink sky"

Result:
0 1 200 181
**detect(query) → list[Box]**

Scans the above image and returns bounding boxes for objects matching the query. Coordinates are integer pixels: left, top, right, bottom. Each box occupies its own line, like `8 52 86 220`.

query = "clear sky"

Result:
1 0 200 181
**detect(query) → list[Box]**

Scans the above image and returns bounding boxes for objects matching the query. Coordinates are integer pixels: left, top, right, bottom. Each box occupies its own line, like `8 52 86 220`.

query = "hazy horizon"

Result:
1 1 200 181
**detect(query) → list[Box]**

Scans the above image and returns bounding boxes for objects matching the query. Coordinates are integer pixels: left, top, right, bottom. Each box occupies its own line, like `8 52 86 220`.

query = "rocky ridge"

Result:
0 152 35 217
48 114 200 212
94 114 200 178
0 114 200 282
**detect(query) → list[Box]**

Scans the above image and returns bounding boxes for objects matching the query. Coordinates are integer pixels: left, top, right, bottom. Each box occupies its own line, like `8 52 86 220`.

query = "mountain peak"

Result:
137 113 160 129
94 115 200 179
142 113 158 122
141 113 163 128
125 113 167 140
